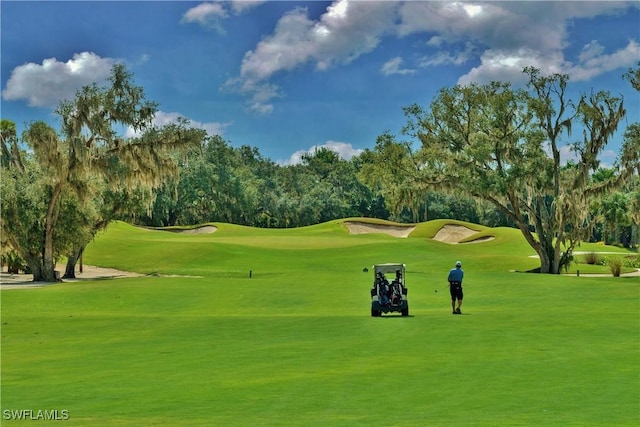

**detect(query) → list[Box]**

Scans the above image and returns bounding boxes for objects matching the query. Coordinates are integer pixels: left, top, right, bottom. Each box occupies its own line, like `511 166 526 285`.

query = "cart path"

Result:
0 265 144 289
563 268 640 278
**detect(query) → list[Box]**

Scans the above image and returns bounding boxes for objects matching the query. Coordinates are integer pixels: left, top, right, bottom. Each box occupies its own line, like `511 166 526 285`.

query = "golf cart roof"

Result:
373 263 405 274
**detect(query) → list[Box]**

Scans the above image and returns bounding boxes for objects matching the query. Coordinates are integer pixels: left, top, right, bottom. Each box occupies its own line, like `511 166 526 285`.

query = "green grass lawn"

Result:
2 220 638 426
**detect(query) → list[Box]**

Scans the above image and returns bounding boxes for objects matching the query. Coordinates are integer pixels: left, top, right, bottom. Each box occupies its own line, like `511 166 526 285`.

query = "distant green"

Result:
2 220 638 426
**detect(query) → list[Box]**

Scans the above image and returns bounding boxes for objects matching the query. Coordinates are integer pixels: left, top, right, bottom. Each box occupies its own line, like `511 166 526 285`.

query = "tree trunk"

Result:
41 226 58 282
537 248 552 274
24 253 46 282
540 238 560 274
620 225 632 248
518 223 559 274
40 182 64 282
63 246 84 279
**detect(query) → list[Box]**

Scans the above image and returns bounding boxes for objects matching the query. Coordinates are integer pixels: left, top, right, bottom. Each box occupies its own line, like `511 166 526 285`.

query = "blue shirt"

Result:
448 267 464 283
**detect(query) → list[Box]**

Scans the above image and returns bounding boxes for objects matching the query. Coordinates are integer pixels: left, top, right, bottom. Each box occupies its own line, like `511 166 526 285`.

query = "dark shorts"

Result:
449 282 463 301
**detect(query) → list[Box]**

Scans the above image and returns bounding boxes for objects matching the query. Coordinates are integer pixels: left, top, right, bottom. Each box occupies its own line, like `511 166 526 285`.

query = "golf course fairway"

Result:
1 219 638 426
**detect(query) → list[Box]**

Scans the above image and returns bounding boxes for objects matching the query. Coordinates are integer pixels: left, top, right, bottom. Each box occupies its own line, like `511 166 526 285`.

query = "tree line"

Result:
136 136 497 229
1 64 638 279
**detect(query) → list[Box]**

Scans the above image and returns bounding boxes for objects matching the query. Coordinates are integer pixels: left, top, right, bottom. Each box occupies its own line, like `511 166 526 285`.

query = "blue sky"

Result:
2 1 639 165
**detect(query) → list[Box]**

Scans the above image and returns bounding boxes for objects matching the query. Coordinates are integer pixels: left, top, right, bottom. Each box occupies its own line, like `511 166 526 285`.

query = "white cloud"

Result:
182 1 265 31
381 57 416 76
578 40 606 63
230 0 265 14
223 77 281 115
567 39 640 82
181 2 228 31
457 48 560 86
238 8 316 83
420 42 476 67
225 1 638 111
227 0 398 113
409 1 638 85
398 1 526 48
2 52 115 107
281 140 363 165
125 111 231 138
426 36 444 47
459 38 640 86
397 1 559 85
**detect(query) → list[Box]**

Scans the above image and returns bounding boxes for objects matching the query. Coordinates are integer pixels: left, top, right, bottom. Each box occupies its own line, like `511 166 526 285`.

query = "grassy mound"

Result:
1 219 638 426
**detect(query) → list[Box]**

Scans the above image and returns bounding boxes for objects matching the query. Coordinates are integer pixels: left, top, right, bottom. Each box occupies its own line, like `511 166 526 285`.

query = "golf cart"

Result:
370 263 408 317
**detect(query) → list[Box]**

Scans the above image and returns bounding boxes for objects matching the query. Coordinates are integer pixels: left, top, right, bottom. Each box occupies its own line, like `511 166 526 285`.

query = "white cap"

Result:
455 261 462 267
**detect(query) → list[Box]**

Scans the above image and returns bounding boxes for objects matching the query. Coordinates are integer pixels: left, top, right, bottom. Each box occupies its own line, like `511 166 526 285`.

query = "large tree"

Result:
358 132 432 222
0 65 205 281
621 63 640 250
401 68 638 273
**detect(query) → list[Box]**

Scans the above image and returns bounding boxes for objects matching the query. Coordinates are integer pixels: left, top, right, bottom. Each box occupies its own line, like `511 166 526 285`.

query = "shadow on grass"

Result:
374 315 415 319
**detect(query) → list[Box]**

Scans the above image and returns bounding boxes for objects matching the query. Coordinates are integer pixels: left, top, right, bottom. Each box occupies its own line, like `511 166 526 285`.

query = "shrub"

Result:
561 253 574 273
584 252 600 265
1 250 27 274
608 257 623 277
623 255 640 269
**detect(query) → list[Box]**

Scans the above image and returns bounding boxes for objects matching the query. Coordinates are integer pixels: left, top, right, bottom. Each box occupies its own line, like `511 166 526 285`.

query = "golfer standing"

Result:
448 261 464 314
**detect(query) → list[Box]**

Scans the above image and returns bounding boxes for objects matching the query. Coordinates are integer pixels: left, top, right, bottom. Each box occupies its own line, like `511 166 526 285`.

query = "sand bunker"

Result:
433 224 494 244
179 226 217 234
344 221 416 238
343 221 493 242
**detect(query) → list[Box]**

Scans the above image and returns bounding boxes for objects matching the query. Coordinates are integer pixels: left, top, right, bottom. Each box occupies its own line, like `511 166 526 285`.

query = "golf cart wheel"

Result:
401 307 409 317
371 309 380 317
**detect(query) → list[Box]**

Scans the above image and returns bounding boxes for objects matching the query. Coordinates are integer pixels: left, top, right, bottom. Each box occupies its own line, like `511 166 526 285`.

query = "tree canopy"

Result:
2 65 638 280
0 65 205 281
398 67 638 273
